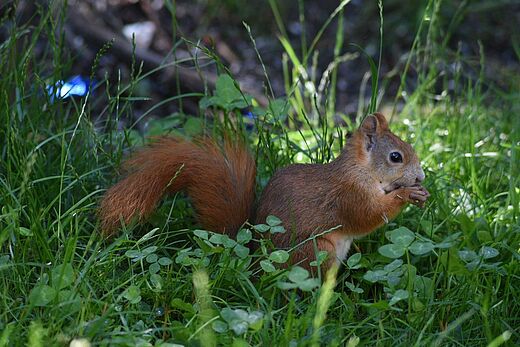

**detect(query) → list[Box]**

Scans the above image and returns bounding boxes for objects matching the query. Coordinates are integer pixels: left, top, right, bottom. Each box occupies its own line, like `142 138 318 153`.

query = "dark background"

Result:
2 0 519 126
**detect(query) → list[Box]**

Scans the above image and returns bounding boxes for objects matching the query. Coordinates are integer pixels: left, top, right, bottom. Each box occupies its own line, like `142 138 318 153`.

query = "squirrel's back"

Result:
99 137 256 237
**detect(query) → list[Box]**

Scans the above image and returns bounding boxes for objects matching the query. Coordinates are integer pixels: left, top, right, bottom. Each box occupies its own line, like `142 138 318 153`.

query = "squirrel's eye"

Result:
389 151 403 163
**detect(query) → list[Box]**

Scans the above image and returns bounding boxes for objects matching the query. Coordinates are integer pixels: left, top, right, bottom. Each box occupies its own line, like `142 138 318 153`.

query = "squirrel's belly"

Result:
334 236 353 265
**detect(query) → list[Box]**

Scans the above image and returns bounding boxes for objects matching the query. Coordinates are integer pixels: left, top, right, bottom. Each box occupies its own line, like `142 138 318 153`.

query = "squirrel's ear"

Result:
360 113 389 134
360 115 378 134
359 113 389 151
372 112 389 131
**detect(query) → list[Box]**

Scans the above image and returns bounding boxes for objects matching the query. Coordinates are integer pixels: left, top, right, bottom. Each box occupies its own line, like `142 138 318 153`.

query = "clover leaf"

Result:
234 244 250 259
346 252 362 269
277 266 320 292
266 215 282 226
253 224 270 233
386 227 415 246
408 241 435 255
310 251 329 267
378 243 405 259
479 246 499 259
236 229 252 244
123 285 141 304
380 227 437 259
345 281 364 294
199 74 251 111
220 308 264 335
260 260 276 273
389 289 409 305
193 229 209 240
269 250 290 264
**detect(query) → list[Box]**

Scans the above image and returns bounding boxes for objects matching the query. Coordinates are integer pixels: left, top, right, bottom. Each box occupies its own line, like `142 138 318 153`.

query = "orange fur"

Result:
99 137 256 237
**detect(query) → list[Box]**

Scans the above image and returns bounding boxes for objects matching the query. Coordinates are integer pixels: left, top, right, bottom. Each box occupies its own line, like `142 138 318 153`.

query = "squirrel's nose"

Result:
416 168 425 183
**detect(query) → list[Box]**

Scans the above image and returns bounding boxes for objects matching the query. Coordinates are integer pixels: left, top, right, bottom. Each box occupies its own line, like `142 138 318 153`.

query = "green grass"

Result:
1 1 519 346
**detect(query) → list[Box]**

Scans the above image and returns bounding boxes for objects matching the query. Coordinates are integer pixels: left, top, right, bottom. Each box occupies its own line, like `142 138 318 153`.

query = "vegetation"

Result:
0 0 518 346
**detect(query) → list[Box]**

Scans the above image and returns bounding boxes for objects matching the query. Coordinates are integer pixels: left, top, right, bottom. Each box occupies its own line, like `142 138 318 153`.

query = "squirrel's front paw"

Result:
394 185 430 208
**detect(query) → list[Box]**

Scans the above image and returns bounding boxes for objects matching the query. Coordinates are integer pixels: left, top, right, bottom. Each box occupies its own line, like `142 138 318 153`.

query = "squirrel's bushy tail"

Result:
99 137 256 236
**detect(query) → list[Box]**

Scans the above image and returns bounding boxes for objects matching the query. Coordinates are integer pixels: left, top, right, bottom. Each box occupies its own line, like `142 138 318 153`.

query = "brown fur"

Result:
99 137 256 238
99 113 429 272
255 113 428 270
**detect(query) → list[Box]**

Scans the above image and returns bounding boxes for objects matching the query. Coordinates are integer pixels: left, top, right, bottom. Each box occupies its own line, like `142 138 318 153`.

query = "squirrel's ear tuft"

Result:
372 112 389 131
359 115 377 151
359 113 389 135
360 115 378 134
359 113 389 151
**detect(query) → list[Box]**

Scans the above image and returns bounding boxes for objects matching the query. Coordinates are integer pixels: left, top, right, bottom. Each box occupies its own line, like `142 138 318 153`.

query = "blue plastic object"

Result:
47 75 92 101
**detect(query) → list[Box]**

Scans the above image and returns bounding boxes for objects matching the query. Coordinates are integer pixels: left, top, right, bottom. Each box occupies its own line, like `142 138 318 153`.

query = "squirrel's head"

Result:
352 112 425 193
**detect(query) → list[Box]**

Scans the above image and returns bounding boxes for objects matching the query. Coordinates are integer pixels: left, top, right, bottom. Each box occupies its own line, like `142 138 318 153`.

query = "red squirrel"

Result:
99 112 429 272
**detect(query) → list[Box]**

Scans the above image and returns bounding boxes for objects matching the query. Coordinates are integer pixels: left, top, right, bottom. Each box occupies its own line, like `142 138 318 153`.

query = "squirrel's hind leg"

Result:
289 236 340 277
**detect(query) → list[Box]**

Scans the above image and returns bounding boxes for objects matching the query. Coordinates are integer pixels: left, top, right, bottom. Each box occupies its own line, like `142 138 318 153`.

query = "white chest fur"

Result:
334 236 353 265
